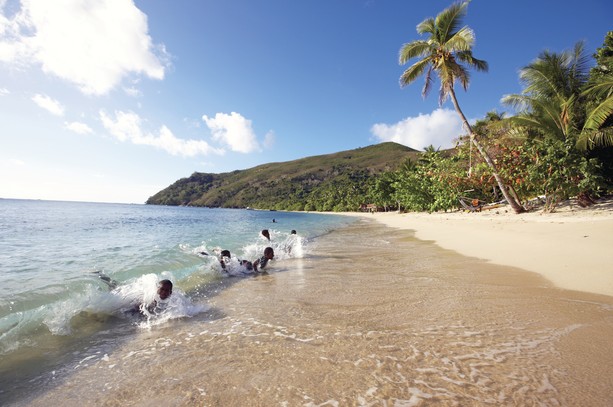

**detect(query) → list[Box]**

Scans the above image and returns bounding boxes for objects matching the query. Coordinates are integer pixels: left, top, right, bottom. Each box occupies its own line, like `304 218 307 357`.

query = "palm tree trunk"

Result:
449 89 525 214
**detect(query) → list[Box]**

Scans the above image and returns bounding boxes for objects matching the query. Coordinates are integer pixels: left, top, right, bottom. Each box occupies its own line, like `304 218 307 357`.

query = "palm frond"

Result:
519 56 567 100
445 26 474 52
399 58 431 88
507 114 545 129
448 60 471 90
416 18 435 36
576 127 613 150
436 1 469 43
501 93 531 111
519 43 589 100
422 66 434 98
456 50 488 72
399 41 431 65
582 77 613 99
569 41 590 89
583 94 613 130
506 97 569 140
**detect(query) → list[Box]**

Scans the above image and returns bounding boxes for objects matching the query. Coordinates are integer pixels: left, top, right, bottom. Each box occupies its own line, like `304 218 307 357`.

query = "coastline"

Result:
339 197 613 298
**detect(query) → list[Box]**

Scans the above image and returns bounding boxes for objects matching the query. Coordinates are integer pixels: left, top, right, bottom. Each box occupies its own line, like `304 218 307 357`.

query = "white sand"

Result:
343 198 613 298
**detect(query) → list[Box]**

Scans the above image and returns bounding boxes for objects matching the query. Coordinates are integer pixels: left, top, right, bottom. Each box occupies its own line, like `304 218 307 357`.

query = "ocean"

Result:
3 199 613 406
0 199 355 404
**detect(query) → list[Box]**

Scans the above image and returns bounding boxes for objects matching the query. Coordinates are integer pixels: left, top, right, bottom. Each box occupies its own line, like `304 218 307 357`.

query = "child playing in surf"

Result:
144 279 173 314
253 247 274 272
283 230 298 255
219 250 231 270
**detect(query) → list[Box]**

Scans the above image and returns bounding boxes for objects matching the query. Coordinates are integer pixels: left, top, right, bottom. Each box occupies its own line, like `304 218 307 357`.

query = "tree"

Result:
502 41 608 205
502 42 591 143
398 0 525 213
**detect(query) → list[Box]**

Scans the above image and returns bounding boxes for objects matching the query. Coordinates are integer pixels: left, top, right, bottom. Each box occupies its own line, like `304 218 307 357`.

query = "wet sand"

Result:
22 220 613 406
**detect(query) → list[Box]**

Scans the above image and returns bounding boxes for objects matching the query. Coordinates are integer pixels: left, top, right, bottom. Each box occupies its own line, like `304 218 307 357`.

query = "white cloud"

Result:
0 0 167 95
370 108 464 151
65 121 93 134
100 110 224 157
0 87 9 95
32 93 64 116
202 112 261 153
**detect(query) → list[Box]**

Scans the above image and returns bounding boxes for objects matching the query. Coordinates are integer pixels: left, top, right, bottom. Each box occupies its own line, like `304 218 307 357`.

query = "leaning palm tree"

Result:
398 0 525 213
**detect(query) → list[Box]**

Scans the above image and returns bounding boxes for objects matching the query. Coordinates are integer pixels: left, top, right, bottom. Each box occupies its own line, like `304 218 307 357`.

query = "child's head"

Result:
157 279 173 300
261 229 270 240
220 249 231 258
264 247 274 259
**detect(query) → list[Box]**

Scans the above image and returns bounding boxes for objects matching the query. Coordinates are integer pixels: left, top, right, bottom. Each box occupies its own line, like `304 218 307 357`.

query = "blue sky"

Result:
1 0 611 204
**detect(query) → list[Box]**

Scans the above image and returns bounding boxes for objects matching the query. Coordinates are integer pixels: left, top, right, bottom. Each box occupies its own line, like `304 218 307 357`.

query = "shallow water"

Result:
0 199 355 405
18 219 613 406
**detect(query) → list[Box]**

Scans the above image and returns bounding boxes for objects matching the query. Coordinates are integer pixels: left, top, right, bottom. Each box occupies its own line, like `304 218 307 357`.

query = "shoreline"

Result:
337 197 613 298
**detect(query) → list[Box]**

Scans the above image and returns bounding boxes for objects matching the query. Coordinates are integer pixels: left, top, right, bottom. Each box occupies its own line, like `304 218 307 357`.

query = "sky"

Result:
1 0 611 204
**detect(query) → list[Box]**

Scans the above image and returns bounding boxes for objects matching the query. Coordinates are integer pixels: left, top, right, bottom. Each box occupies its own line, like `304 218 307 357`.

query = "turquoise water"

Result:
0 199 356 403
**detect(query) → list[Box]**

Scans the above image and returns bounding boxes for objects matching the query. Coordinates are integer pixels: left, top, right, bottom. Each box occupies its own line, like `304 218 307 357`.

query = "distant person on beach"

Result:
253 247 274 272
144 279 173 314
261 229 271 241
272 218 276 223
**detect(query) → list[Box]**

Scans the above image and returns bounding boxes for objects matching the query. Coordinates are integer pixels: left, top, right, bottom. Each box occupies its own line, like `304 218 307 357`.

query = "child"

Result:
219 249 231 271
253 247 274 272
145 279 173 314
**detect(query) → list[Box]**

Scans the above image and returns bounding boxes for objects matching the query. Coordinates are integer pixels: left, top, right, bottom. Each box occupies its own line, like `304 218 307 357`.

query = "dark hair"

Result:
261 229 270 240
159 279 173 288
221 250 231 258
264 247 274 256
290 230 296 234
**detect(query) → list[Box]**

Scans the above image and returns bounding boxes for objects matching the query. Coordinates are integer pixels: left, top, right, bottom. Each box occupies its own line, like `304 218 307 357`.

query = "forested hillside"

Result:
146 142 420 211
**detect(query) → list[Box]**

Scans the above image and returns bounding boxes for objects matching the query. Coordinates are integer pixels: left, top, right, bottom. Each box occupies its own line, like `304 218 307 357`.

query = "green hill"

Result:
146 142 420 211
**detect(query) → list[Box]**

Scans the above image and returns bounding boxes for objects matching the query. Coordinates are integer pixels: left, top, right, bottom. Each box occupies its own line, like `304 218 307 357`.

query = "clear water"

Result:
0 199 355 402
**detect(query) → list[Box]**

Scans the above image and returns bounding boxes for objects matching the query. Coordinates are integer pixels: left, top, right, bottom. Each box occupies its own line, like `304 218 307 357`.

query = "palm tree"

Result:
501 42 611 207
502 42 590 142
503 39 613 150
398 0 525 213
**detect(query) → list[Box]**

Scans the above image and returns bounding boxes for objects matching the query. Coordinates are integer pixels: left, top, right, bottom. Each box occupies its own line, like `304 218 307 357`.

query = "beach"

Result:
21 205 613 406
347 198 613 298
